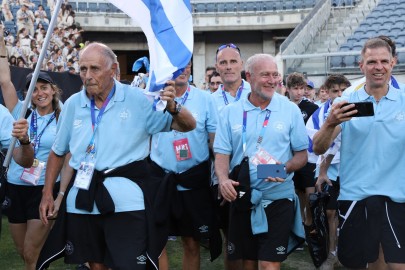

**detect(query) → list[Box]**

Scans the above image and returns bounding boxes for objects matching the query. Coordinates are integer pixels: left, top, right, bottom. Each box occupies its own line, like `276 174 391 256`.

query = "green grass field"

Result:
0 217 343 269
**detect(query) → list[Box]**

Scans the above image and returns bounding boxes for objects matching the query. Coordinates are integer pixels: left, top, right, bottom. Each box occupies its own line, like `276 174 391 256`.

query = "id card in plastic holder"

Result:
250 147 277 166
74 161 95 190
173 138 192 161
20 161 45 185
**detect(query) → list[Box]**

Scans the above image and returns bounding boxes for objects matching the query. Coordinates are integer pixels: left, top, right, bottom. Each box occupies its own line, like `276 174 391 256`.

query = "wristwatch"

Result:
169 101 182 116
19 137 31 145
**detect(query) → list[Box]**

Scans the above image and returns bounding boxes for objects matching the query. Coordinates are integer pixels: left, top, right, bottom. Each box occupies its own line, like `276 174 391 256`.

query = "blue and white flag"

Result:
108 0 194 110
132 56 150 72
306 100 341 164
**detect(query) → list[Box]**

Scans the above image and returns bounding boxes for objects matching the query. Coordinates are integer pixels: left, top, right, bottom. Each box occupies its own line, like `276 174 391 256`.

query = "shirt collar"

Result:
242 92 282 112
80 79 123 108
358 84 399 102
175 84 195 102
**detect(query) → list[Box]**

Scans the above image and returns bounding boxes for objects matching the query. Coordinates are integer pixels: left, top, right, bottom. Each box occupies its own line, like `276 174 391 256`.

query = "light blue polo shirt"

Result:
339 85 405 203
151 85 217 173
211 79 251 112
7 100 58 186
214 92 308 194
0 104 13 149
52 81 173 214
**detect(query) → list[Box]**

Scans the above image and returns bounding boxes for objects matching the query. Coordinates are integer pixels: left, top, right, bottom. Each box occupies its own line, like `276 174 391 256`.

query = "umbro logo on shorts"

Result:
199 225 209 233
136 255 147 264
227 242 236 255
65 241 74 255
276 246 286 254
239 191 246 198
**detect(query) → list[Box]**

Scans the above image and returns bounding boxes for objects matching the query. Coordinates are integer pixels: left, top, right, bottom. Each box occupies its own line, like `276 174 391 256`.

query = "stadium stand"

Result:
333 0 405 68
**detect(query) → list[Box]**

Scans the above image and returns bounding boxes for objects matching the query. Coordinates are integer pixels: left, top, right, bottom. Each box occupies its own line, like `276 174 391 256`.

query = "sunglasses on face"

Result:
216 43 241 60
210 81 222 86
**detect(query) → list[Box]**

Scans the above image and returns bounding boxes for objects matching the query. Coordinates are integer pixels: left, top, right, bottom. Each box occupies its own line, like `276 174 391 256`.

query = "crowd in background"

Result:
1 0 84 74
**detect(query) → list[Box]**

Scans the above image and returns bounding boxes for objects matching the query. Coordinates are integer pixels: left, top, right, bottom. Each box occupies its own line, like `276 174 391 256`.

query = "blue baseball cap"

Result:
307 80 315 89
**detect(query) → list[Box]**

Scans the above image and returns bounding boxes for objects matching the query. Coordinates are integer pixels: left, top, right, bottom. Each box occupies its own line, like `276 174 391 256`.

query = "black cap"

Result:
25 71 55 89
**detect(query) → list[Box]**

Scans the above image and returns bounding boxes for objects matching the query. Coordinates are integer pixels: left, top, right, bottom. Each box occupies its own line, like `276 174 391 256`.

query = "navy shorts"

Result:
227 199 294 262
338 196 405 268
65 211 148 270
7 182 59 223
293 162 316 190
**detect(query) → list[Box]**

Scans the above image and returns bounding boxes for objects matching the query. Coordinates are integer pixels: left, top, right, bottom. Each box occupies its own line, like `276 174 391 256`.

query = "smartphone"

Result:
257 164 287 179
341 101 374 117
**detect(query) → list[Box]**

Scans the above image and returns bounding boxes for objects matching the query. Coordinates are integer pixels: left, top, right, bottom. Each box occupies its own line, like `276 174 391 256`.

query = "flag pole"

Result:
3 0 64 168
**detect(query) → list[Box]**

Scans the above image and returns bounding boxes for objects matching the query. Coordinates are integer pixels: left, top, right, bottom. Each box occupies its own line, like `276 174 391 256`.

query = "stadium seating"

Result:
69 1 77 12
330 56 343 68
88 2 98 12
99 3 109 13
191 0 319 13
78 2 88 12
334 0 405 69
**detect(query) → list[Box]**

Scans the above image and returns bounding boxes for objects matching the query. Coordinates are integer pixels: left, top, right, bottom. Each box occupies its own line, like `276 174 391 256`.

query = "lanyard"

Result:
178 85 191 106
30 110 56 158
86 85 116 155
242 109 271 155
221 81 244 105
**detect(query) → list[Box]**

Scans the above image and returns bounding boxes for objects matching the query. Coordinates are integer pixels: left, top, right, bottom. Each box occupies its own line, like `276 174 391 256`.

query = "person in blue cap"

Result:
304 79 316 102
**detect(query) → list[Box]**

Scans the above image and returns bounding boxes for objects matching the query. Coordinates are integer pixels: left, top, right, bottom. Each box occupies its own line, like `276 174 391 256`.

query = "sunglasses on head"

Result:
216 43 241 60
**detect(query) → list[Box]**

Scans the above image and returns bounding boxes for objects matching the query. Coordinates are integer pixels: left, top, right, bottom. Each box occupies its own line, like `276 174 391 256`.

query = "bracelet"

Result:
58 191 65 197
0 55 7 58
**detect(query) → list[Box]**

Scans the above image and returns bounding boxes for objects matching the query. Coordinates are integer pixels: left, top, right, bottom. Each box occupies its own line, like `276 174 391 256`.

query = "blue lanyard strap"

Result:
30 110 56 158
179 85 191 106
221 81 244 105
87 84 116 155
242 109 271 155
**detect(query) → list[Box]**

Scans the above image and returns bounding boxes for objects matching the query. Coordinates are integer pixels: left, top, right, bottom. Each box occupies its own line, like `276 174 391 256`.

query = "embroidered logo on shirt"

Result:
136 255 147 264
273 121 285 132
395 112 405 121
73 119 82 129
119 109 130 120
276 246 286 254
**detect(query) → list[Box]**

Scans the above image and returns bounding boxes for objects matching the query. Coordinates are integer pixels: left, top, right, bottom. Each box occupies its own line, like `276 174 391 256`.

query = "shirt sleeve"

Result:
0 106 13 149
205 94 217 134
290 105 309 152
213 105 233 155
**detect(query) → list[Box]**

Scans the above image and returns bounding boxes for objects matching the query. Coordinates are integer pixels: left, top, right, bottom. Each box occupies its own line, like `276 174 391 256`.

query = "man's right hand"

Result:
315 174 333 193
326 100 357 127
219 178 239 202
39 191 55 225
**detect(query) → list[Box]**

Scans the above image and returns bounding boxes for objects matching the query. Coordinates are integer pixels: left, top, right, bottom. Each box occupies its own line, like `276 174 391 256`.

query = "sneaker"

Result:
319 253 338 270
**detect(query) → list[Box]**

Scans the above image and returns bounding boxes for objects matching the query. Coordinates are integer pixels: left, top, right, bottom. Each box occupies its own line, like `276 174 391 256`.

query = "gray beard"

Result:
254 89 271 101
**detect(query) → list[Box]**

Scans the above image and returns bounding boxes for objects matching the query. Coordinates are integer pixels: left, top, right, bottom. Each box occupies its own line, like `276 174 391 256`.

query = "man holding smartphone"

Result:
215 54 308 270
313 38 405 269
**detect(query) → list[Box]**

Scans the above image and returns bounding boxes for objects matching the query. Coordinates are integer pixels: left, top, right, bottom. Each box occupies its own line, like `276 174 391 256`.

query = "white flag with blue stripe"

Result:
108 0 193 109
306 100 341 164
